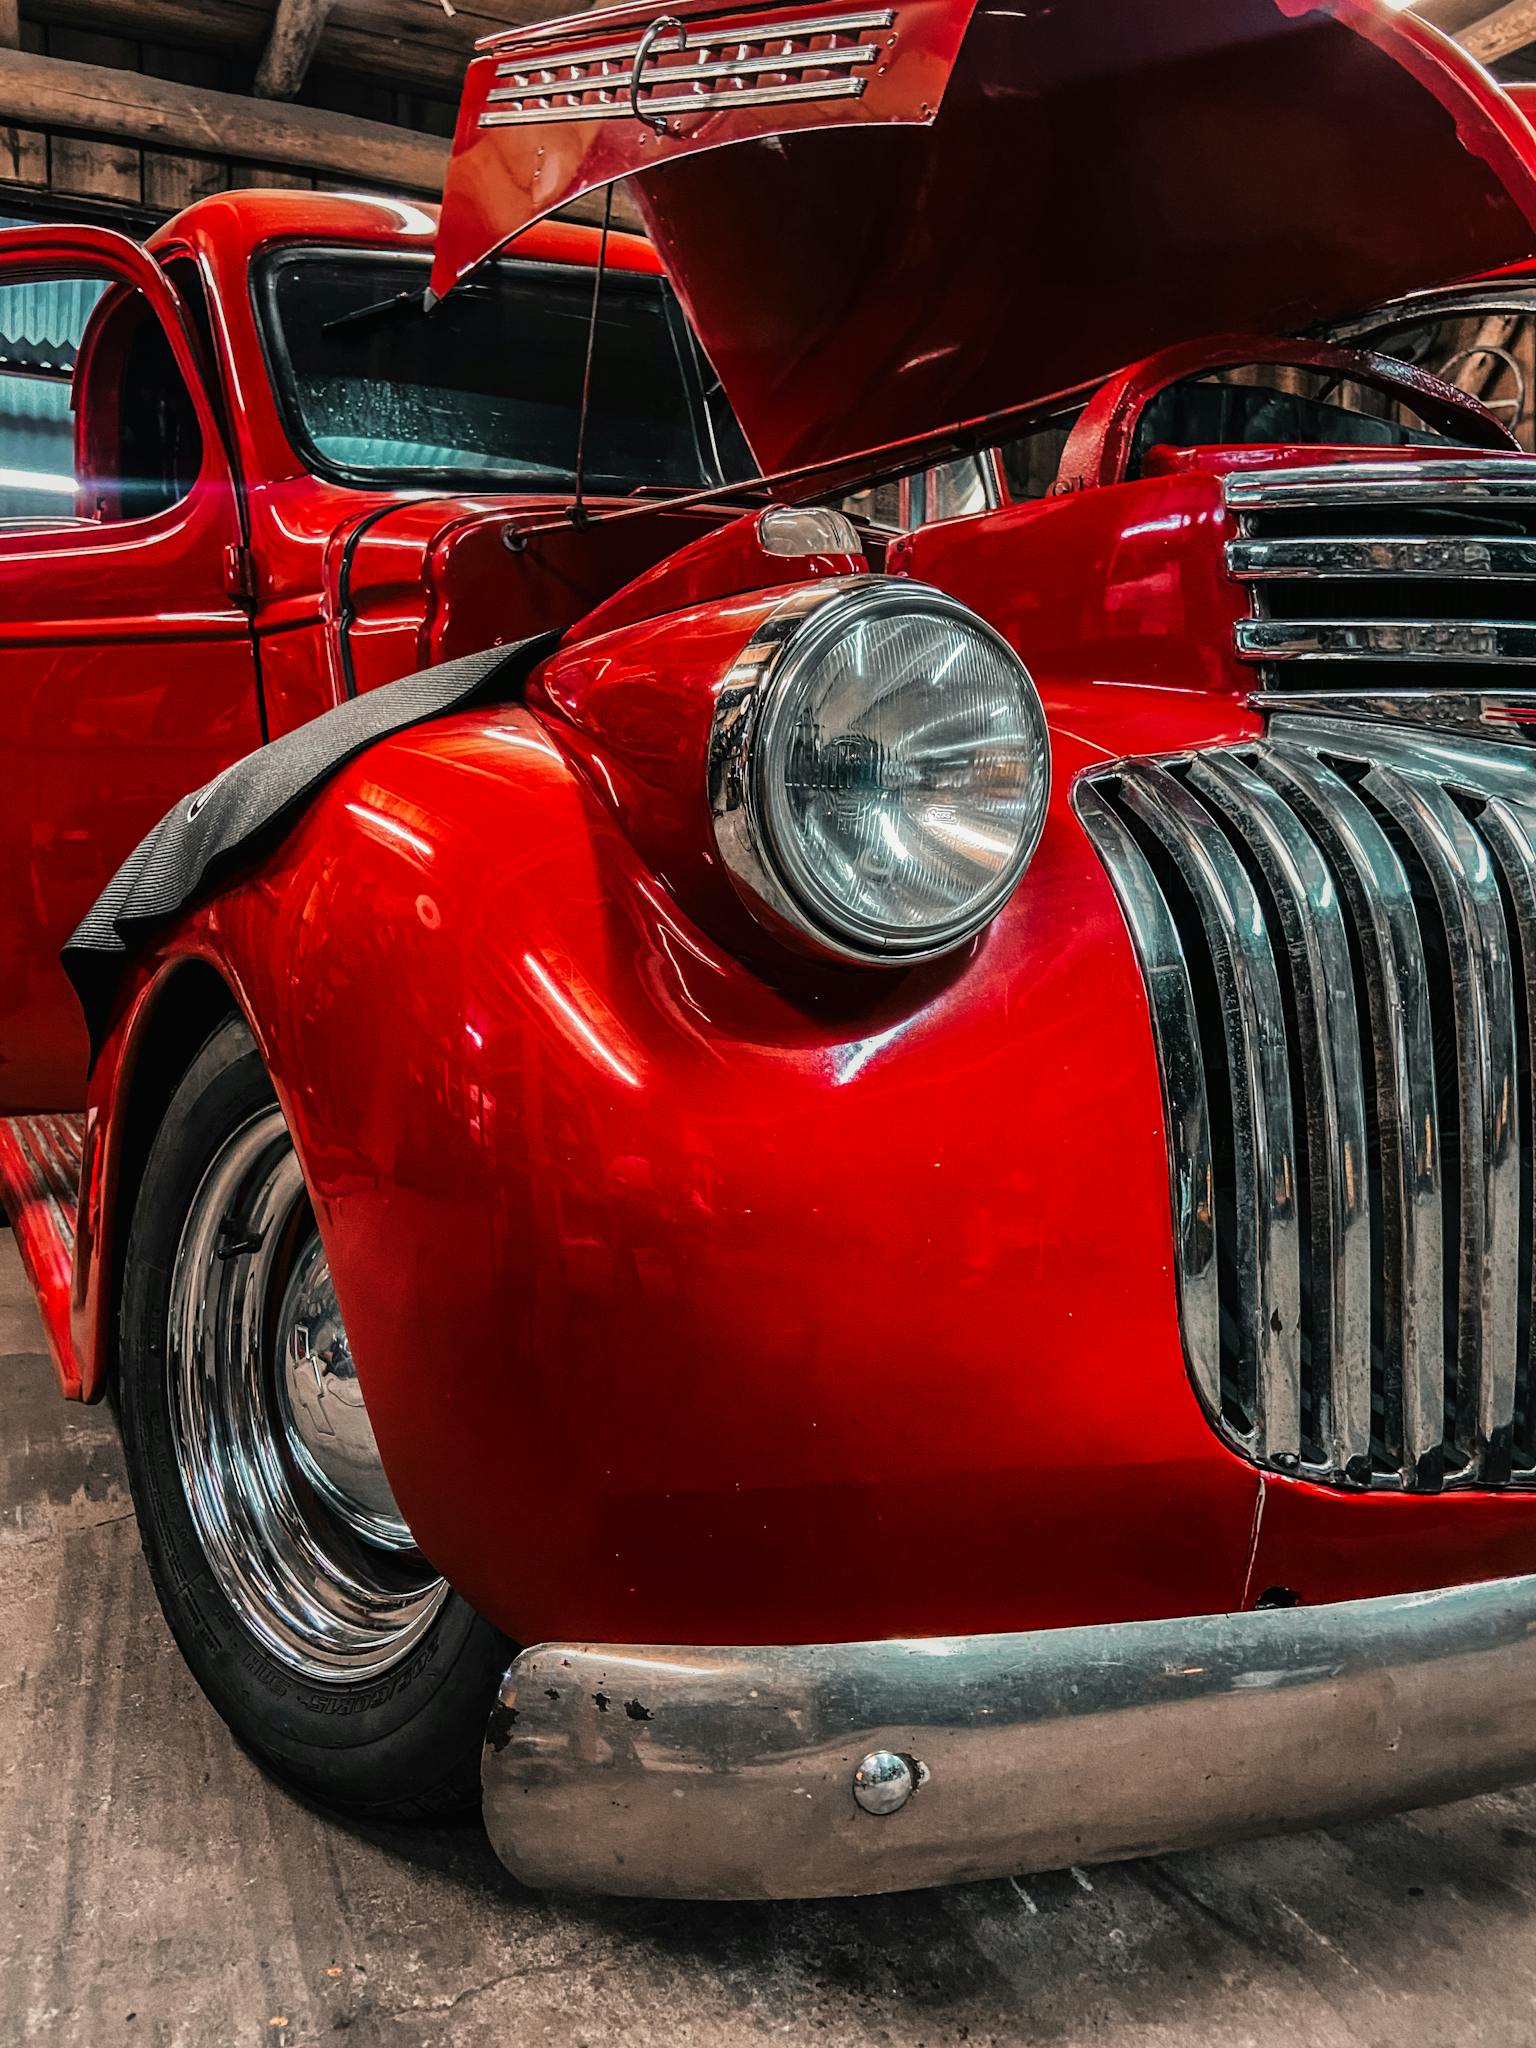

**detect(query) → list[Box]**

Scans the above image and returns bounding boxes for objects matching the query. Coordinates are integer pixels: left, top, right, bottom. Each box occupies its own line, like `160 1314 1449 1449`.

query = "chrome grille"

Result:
1226 459 1536 687
1076 717 1536 1491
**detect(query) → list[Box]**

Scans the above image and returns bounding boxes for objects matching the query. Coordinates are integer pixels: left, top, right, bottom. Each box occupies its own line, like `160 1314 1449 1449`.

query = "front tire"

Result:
118 1015 510 1819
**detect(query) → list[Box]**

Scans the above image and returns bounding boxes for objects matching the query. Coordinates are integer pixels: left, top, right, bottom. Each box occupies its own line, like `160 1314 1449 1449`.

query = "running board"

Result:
0 1114 84 1397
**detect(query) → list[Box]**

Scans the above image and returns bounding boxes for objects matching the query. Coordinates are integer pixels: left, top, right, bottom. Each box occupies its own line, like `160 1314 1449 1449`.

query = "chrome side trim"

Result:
479 5 891 127
489 8 894 75
1073 786 1220 1414
487 43 881 95
482 1574 1536 1899
481 72 868 123
1228 536 1536 580
1236 621 1536 664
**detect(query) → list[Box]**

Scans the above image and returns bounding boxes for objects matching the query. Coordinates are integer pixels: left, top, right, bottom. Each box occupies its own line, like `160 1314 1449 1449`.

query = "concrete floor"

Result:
8 1227 1536 2048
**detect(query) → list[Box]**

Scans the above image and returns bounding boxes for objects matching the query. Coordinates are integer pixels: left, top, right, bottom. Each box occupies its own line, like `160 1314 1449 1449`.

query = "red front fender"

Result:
71 694 1257 1646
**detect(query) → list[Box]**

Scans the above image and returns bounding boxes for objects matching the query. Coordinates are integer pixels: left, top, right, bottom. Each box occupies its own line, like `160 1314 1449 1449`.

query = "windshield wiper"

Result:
322 289 430 335
322 279 503 336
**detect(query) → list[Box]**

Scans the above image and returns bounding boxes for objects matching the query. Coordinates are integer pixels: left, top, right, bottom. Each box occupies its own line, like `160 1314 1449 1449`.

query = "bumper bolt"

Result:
853 1750 919 1815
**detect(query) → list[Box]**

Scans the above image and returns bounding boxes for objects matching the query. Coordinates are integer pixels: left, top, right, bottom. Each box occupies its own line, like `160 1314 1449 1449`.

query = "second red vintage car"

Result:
9 0 1536 1900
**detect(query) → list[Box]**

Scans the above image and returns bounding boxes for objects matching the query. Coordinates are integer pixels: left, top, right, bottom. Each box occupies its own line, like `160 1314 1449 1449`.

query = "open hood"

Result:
433 0 1536 476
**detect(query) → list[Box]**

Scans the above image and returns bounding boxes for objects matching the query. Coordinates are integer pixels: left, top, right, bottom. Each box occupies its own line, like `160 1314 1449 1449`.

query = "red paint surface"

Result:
0 195 717 1110
66 532 1536 1641
75 702 1264 1646
11 99 1536 1653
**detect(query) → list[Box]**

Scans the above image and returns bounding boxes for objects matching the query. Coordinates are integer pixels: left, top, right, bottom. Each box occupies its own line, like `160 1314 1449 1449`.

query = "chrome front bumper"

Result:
481 1574 1536 1900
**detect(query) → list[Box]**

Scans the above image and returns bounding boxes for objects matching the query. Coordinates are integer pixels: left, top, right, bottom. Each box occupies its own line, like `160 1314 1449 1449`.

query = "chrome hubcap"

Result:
166 1108 447 1682
276 1235 414 1552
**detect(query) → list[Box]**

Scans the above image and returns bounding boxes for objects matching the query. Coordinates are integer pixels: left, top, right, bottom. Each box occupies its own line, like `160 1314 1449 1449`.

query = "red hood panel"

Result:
435 0 1536 474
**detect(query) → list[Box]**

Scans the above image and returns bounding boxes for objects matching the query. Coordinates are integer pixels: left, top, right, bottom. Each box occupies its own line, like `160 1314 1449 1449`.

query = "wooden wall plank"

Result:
235 160 312 187
141 147 226 209
0 121 44 184
49 129 141 200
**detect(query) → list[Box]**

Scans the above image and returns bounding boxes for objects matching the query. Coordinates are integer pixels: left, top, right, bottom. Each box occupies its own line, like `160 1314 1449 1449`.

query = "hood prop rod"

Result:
568 15 684 528
567 179 614 531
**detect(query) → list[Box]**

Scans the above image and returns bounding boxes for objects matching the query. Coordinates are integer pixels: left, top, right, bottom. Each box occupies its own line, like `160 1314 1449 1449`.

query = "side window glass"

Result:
0 272 104 521
0 265 204 530
838 456 995 534
923 456 992 524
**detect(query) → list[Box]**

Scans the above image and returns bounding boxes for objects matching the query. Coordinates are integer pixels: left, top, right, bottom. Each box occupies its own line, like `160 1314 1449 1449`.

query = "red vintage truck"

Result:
9 0 1536 1901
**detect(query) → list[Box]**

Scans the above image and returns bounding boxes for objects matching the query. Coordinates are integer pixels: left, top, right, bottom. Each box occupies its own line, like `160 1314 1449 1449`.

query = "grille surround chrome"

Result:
1225 457 1536 689
1077 717 1536 1491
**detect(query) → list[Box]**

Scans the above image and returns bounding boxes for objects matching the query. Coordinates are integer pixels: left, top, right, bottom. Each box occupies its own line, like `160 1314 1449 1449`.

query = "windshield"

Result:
256 246 753 493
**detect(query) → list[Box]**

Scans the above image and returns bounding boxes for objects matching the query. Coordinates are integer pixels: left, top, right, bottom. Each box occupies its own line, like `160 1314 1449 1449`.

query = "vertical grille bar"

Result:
1253 751 1446 1484
1074 786 1222 1415
1188 752 1373 1479
1364 770 1520 1481
1115 766 1303 1462
1480 796 1536 1467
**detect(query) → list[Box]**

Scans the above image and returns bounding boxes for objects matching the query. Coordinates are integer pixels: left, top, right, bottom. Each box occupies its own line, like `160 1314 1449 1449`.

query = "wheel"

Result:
117 1014 511 1819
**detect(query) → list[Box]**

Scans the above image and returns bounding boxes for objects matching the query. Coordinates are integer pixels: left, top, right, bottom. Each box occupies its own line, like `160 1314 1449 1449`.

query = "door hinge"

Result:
224 542 258 607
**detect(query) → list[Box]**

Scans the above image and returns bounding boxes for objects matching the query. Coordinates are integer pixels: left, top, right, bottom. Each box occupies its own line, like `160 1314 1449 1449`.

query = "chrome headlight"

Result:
709 580 1050 963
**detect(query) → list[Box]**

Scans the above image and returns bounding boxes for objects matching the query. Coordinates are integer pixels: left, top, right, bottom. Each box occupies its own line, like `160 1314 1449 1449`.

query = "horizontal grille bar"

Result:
1224 460 1536 689
1225 459 1536 512
1229 537 1536 581
1237 621 1536 664
1076 716 1536 1491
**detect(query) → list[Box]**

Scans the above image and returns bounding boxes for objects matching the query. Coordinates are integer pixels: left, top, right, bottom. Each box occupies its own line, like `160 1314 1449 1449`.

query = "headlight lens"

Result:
711 581 1050 962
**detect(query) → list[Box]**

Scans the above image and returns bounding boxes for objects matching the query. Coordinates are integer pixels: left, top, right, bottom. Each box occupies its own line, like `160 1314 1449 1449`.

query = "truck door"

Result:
0 226 262 1112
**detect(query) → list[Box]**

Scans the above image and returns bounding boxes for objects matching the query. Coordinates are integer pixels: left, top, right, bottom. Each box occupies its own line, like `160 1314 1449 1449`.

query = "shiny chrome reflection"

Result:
166 1109 447 1680
1077 716 1536 1492
277 1235 415 1552
482 1572 1536 1898
708 577 1050 964
1222 459 1536 689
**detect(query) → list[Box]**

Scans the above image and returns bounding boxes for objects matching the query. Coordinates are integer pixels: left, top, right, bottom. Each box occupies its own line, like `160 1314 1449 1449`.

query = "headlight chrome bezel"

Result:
708 578 1050 966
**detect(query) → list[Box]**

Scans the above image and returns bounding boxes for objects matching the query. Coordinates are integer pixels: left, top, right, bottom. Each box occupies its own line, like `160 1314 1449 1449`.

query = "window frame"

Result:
250 241 743 497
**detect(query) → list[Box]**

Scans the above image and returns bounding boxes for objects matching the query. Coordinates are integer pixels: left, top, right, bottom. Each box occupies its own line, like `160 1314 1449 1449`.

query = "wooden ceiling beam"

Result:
16 0 564 98
253 0 336 98
0 43 449 184
1458 0 1536 62
0 44 630 227
1411 0 1502 33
